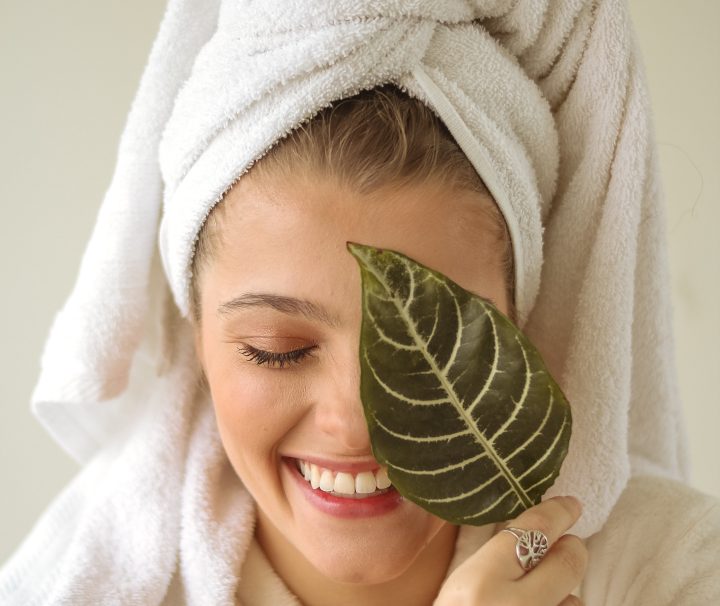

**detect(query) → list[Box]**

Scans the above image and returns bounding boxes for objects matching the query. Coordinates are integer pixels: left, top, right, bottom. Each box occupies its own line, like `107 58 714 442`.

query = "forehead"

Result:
202 173 507 322
218 173 504 247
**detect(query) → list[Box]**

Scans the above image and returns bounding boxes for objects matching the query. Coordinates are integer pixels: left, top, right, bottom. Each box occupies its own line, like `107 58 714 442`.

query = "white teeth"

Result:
355 471 377 494
334 472 355 495
294 459 393 497
310 464 321 489
319 469 335 492
375 467 391 489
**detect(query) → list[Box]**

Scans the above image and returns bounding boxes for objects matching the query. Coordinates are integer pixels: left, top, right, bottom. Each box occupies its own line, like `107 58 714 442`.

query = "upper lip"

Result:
285 455 383 474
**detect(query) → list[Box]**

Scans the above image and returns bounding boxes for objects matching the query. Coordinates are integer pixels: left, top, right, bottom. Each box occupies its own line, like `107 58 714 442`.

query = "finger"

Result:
519 534 588 604
493 495 582 581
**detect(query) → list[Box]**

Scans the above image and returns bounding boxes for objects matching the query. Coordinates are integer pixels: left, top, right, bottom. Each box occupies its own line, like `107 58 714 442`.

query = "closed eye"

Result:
236 344 318 369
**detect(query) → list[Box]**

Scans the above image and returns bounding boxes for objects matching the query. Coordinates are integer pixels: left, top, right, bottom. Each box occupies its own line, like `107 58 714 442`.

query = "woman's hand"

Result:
434 495 588 606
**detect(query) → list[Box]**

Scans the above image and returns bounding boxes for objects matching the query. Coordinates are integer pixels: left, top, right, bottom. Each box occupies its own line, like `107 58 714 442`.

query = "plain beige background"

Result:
1 1 718 565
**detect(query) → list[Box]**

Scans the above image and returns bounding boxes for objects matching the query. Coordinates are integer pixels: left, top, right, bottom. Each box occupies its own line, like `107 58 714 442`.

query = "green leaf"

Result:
346 241 572 526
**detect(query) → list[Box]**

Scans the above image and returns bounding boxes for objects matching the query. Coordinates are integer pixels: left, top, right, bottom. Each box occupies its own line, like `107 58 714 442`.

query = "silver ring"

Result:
501 527 549 571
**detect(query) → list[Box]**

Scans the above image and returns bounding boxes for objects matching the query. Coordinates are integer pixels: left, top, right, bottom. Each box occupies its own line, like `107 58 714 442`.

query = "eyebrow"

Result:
217 292 342 328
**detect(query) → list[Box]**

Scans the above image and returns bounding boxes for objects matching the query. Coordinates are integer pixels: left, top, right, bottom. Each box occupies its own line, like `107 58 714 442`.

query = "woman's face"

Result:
194 172 510 587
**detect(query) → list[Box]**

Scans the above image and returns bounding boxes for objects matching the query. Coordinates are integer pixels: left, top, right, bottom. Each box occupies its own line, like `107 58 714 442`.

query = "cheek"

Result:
206 364 306 486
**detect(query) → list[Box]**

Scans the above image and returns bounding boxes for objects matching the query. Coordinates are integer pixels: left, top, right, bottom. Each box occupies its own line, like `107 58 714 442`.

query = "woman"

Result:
184 84 588 605
1 0 719 604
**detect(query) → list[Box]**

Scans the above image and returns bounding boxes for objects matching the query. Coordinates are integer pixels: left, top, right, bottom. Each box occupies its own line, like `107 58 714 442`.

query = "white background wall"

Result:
1 1 718 564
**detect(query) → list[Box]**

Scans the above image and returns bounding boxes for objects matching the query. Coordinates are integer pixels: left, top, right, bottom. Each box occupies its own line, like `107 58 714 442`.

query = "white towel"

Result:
0 0 691 603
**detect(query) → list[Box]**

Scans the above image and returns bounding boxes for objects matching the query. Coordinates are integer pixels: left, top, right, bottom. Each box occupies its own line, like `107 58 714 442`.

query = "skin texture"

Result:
193 172 510 606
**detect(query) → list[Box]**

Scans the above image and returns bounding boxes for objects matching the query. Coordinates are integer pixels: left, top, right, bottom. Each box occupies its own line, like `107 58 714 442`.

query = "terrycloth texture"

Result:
581 475 720 604
226 476 720 606
0 0 694 603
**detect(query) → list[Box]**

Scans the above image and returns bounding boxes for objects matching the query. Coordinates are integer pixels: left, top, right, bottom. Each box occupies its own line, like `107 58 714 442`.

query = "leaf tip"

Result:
345 241 361 255
346 241 379 270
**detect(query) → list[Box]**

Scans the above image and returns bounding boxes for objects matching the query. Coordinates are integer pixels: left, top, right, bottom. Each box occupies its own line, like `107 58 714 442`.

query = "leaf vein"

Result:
489 337 534 446
408 471 502 504
372 413 472 442
363 347 451 406
388 451 488 476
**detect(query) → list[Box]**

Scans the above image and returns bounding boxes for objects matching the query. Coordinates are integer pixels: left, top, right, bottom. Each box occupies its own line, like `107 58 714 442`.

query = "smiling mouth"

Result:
292 457 396 499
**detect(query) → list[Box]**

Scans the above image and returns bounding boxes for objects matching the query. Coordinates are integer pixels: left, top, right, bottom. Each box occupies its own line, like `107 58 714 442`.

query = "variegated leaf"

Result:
346 241 572 526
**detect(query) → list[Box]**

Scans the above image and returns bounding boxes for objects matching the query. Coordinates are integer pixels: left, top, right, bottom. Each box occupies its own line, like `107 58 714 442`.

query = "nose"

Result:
314 349 373 454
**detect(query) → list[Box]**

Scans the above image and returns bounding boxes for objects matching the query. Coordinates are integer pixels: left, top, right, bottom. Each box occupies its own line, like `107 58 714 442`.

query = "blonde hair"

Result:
190 83 515 323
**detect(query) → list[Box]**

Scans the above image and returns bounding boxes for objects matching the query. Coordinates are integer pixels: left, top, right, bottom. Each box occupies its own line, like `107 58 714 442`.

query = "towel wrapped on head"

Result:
0 0 690 603
159 0 558 327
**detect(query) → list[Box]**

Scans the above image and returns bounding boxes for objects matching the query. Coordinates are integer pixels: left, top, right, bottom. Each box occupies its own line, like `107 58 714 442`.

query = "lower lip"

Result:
283 457 404 519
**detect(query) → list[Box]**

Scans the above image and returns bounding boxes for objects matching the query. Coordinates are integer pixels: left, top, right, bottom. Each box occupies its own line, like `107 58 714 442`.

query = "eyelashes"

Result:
237 344 318 369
